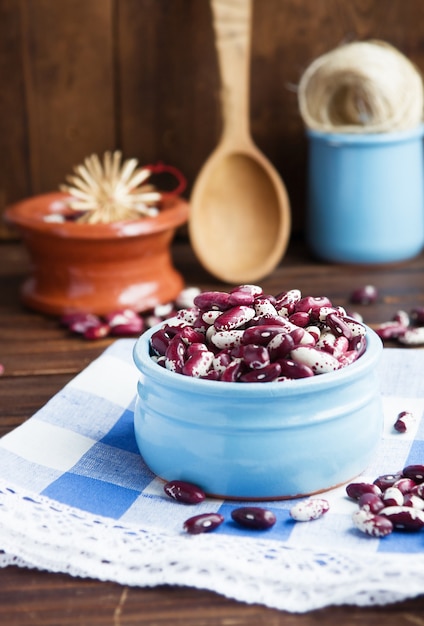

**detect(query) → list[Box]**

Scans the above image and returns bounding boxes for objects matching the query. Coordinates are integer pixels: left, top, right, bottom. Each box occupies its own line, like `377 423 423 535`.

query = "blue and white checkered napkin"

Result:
0 340 424 613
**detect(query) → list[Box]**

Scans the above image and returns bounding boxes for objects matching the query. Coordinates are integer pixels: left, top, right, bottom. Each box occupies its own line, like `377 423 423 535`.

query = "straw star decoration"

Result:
60 151 162 223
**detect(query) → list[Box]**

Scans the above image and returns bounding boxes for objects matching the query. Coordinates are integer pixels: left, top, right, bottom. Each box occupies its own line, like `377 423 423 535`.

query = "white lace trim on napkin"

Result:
1 480 423 613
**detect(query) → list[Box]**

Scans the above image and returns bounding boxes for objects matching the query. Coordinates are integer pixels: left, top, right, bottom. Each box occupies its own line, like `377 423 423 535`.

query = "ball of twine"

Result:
298 40 424 133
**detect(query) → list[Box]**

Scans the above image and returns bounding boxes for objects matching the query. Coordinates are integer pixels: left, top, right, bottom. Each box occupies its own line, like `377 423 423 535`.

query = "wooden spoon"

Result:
189 0 291 284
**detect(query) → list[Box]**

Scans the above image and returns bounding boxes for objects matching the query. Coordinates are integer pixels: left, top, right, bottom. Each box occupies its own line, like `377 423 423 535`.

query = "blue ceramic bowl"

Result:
133 324 384 500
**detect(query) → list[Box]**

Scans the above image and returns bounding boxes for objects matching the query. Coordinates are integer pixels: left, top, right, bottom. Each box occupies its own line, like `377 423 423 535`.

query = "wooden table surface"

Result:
1 238 424 625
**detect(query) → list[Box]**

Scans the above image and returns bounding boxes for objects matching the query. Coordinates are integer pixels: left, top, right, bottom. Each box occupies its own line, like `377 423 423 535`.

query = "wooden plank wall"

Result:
1 0 424 238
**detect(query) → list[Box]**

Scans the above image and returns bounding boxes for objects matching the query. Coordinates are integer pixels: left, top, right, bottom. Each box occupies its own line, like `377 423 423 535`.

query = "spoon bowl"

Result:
189 0 291 284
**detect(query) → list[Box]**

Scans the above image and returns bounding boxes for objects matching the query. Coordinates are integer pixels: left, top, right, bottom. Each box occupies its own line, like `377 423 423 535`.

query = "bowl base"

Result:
157 473 361 502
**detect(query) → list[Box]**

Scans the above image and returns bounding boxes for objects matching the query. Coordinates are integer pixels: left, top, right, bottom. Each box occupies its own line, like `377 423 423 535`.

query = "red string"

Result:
145 162 187 196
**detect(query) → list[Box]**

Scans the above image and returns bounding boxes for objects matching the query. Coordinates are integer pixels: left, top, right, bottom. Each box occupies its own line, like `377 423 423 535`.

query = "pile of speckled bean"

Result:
149 285 368 382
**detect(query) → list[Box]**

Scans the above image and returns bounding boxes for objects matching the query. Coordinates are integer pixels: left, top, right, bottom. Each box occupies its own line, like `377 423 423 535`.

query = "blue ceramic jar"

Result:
306 125 424 263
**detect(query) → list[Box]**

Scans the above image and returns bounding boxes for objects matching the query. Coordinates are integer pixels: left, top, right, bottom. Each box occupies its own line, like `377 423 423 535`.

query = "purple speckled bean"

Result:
394 411 415 433
162 321 189 337
393 478 417 494
304 325 321 343
393 310 410 327
317 332 349 357
239 344 270 369
165 335 186 373
221 358 244 382
403 464 424 483
231 284 263 298
290 346 340 374
202 369 221 380
256 293 277 306
352 510 393 537
314 306 342 323
289 327 316 346
210 329 245 350
382 487 404 507
274 289 301 316
380 505 424 530
231 507 276 530
186 342 209 357
316 330 340 354
242 325 286 346
295 296 332 315
403 493 424 510
150 328 172 356
109 318 144 336
179 326 206 345
398 327 424 346
410 307 424 325
105 308 142 326
183 513 224 534
152 355 166 368
326 312 353 340
337 350 360 367
358 492 385 514
346 482 382 500
201 310 222 325
214 306 256 331
182 350 214 377
375 321 406 340
411 483 424 498
278 358 314 379
175 287 201 309
84 323 110 340
267 332 295 361
194 291 231 311
212 351 232 373
228 290 255 307
288 311 311 327
343 317 367 337
373 473 403 491
350 285 378 305
205 324 217 343
240 362 282 382
348 335 367 357
64 313 102 334
176 307 199 324
335 306 348 317
289 498 329 521
164 480 206 504
254 298 279 318
250 315 297 329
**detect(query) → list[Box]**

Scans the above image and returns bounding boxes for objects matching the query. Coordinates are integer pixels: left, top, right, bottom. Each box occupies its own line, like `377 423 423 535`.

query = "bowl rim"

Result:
5 191 189 239
133 319 383 397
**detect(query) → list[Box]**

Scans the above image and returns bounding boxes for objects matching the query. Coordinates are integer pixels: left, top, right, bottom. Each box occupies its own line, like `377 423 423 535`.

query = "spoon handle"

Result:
210 0 252 144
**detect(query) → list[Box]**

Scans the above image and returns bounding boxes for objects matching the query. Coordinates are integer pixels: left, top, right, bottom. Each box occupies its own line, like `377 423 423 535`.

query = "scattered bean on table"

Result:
394 411 415 433
183 513 224 534
347 464 424 537
289 498 330 522
231 507 277 530
163 480 206 504
349 285 379 305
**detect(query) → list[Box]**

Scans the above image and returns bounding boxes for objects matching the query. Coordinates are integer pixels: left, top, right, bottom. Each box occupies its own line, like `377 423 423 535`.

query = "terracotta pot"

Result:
5 191 189 316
